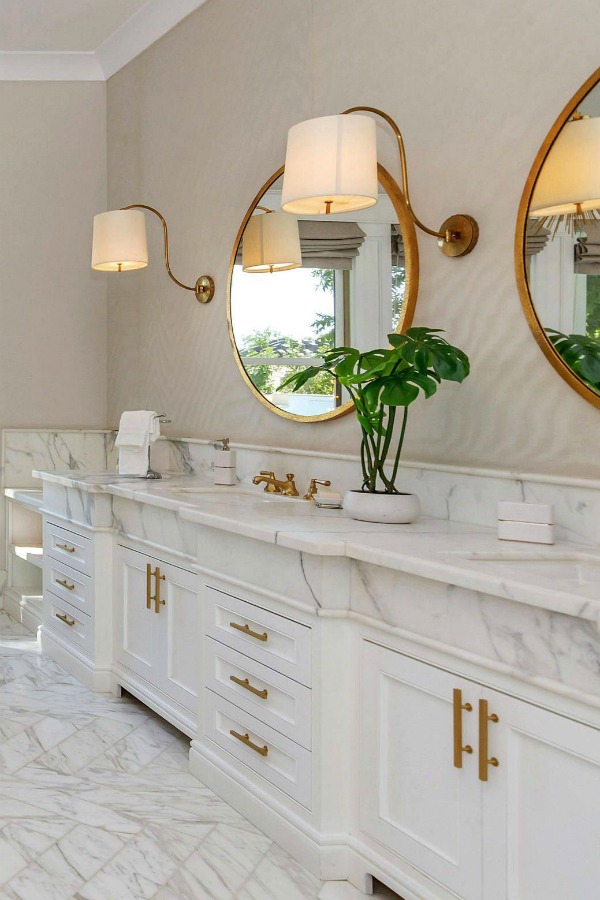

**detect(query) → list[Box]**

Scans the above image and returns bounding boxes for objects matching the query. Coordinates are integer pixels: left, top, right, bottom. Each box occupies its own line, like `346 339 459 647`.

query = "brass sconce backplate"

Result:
438 214 479 258
195 275 215 303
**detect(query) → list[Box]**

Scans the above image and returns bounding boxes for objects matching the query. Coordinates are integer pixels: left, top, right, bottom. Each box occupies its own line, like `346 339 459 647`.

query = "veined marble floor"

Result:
0 610 323 899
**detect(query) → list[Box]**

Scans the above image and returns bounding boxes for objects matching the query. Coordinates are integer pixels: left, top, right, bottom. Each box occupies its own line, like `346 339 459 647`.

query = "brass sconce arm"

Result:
342 106 479 257
122 204 215 303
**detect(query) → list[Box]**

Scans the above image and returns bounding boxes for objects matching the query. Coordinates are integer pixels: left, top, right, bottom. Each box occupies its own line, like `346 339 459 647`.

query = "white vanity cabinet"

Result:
360 641 600 900
114 545 200 736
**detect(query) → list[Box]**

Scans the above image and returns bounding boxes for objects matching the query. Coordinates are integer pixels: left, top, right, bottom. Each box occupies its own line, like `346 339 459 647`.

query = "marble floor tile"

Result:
0 613 324 899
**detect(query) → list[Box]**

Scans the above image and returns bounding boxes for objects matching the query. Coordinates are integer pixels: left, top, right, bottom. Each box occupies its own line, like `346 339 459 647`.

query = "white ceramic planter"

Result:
343 490 421 524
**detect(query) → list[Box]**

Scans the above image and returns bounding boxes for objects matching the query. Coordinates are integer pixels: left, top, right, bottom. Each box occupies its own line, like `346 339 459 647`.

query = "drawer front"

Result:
44 558 92 616
45 592 92 654
205 638 312 749
45 520 92 576
205 587 311 686
204 689 311 809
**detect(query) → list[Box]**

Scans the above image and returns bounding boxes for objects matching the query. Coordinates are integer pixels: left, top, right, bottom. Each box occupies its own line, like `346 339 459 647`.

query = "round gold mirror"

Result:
516 65 600 409
227 164 419 422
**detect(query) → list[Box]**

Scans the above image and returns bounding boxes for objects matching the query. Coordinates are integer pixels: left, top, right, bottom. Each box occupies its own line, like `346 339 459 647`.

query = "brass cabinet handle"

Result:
229 621 268 642
56 578 75 591
229 729 268 757
153 566 166 614
478 698 500 781
56 542 76 553
55 612 76 627
230 675 268 700
146 564 152 610
453 688 473 768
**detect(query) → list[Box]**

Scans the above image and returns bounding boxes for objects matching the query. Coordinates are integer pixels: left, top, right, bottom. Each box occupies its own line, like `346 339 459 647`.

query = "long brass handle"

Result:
56 542 76 553
478 698 500 781
230 675 268 700
146 564 152 610
229 621 268 642
56 612 76 627
154 567 165 614
230 729 268 757
453 688 473 768
56 578 75 591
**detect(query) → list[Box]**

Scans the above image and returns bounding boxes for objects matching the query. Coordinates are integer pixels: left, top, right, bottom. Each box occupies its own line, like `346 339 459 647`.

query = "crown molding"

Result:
0 0 210 82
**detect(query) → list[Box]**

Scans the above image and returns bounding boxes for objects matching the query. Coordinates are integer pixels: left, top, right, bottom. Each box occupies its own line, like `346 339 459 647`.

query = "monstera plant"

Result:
282 327 470 522
546 329 600 395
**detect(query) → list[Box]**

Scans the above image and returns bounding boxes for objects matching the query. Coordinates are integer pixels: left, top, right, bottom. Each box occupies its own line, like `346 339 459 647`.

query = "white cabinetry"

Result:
361 641 600 900
114 545 200 736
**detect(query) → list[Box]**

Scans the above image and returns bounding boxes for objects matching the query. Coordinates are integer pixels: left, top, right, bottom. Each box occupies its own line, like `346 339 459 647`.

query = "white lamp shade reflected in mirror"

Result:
531 116 600 217
281 114 378 216
242 210 301 273
91 209 148 271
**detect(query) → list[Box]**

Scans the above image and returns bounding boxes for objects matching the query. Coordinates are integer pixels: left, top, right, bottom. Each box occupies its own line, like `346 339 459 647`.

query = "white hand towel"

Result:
116 410 158 476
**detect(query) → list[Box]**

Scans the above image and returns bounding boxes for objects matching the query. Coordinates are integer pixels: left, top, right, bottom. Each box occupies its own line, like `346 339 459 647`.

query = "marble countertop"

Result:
32 470 600 622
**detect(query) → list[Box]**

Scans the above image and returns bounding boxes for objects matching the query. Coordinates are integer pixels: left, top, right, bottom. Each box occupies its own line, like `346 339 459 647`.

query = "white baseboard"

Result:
3 587 42 633
40 627 111 692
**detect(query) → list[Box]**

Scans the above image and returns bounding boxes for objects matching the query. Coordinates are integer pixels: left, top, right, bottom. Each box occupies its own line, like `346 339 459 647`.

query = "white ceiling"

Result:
0 0 210 80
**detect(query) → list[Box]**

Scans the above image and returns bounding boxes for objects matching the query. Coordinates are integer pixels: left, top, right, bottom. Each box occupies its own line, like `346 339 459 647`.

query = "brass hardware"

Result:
452 688 473 768
304 478 331 501
227 163 419 425
514 64 600 411
146 563 152 610
55 612 76 627
252 471 299 497
230 729 269 757
56 542 76 553
153 567 166 614
229 621 268 642
122 204 215 304
56 578 75 591
342 106 479 257
478 698 500 781
230 675 268 700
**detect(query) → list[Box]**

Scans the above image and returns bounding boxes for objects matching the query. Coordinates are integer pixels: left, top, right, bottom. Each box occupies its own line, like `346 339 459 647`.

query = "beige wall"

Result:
106 0 600 479
0 81 107 428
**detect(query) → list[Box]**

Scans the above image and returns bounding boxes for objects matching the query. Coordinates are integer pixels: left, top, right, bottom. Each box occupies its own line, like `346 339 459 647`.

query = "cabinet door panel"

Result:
116 548 156 681
161 563 200 713
484 691 600 900
360 642 482 900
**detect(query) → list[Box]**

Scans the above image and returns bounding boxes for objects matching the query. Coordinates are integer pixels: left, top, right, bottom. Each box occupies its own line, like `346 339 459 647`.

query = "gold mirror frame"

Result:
227 163 420 423
515 64 600 410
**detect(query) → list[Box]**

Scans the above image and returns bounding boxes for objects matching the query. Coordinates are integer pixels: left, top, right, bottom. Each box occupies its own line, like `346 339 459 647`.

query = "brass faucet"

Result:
252 470 299 497
304 478 331 501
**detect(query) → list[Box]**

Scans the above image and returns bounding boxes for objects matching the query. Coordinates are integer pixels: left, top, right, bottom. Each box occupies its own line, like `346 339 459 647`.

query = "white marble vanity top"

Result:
32 470 600 622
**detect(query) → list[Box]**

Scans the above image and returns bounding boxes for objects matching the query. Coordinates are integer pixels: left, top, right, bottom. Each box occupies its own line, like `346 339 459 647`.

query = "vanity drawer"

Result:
205 587 311 686
45 592 92 654
44 558 92 615
204 689 311 809
45 520 92 576
205 637 312 749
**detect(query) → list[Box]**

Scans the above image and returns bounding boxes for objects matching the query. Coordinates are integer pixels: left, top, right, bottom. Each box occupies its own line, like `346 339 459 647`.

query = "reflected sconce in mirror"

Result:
281 107 479 258
242 206 302 273
91 204 215 304
529 112 600 234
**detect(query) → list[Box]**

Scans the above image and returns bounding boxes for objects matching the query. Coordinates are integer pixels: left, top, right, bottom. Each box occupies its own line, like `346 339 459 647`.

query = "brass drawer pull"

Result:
153 566 165 614
56 542 76 553
146 563 152 610
55 612 76 627
453 688 473 768
229 621 268 642
230 729 268 757
230 675 268 700
478 698 500 781
56 578 75 591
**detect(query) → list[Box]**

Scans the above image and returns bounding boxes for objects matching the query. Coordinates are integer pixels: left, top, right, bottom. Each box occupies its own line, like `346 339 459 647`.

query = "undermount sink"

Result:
448 550 600 563
74 472 174 483
171 486 305 503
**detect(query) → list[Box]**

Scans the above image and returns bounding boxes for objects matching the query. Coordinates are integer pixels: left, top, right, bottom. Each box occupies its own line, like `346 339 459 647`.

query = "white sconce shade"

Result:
91 209 148 271
242 210 302 273
530 116 600 217
281 114 378 216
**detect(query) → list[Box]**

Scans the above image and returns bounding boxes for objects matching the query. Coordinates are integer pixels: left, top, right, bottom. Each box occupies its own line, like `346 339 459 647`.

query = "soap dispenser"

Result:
213 438 237 485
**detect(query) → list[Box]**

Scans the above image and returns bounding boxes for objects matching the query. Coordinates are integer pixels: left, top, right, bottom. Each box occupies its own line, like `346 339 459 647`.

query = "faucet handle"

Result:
304 478 332 501
259 470 275 477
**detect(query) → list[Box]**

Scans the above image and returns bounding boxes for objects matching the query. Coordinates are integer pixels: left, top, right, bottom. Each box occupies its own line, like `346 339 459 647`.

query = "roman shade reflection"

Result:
237 220 366 270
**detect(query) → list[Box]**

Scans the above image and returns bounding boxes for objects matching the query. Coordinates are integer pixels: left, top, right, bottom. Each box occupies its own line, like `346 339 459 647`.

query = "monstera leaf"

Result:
546 329 600 394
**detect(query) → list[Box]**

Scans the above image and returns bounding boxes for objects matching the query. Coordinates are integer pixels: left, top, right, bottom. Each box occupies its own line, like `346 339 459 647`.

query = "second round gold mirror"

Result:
227 164 419 422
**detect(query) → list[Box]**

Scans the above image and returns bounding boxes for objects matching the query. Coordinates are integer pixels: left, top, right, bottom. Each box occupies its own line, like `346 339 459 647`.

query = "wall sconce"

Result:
530 112 600 233
91 204 215 303
242 206 302 273
281 106 479 258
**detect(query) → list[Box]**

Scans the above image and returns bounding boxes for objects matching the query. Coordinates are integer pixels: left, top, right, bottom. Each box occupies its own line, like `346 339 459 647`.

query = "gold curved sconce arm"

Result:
122 204 215 303
342 106 479 257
